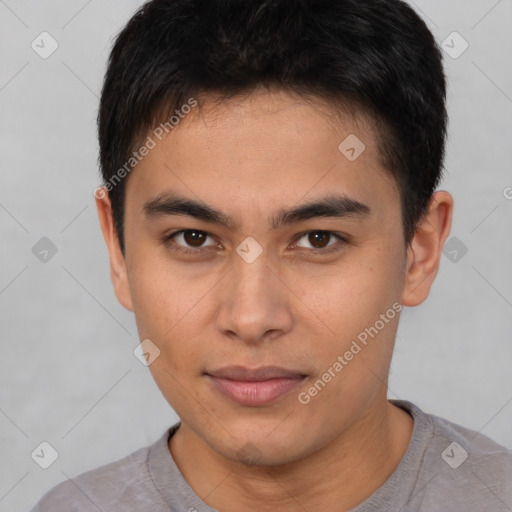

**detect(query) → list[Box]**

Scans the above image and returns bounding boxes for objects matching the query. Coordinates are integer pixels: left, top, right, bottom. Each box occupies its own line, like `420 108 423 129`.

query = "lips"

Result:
205 365 307 406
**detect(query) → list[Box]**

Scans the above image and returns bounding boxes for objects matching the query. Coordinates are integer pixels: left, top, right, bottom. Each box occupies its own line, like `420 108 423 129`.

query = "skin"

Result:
96 88 453 511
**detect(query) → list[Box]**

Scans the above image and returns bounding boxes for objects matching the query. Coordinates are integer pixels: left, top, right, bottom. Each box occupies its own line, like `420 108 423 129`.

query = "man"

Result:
30 0 512 510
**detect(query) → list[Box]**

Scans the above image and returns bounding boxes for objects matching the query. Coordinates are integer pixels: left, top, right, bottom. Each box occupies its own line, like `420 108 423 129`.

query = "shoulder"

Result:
424 403 512 473
29 432 171 512
396 400 512 510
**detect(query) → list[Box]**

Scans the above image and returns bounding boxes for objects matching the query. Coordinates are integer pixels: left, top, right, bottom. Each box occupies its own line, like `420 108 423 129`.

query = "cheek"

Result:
127 252 194 332
299 243 403 327
294 243 404 385
127 259 219 371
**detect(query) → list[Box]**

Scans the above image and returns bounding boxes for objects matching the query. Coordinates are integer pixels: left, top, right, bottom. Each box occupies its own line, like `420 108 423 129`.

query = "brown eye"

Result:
307 232 331 249
165 230 218 252
182 230 208 247
295 231 343 251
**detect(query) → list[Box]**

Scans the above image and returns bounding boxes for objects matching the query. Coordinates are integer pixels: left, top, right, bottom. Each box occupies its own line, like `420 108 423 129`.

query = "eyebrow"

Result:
142 192 371 231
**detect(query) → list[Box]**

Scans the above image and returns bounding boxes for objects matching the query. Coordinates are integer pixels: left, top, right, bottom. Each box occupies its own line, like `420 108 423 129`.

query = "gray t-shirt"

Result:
29 400 512 511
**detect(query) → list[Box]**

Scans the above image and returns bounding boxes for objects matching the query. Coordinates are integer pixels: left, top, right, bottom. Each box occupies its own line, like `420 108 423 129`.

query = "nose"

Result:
215 249 294 345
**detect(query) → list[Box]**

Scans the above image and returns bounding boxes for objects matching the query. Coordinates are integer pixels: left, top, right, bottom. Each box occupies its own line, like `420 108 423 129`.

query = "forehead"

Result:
125 89 399 227
168 89 375 163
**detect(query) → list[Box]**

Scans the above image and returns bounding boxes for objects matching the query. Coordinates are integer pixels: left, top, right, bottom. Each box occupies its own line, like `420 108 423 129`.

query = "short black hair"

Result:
98 0 447 255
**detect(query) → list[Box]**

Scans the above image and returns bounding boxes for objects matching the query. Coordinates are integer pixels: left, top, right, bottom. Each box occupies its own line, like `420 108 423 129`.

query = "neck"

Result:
169 396 413 512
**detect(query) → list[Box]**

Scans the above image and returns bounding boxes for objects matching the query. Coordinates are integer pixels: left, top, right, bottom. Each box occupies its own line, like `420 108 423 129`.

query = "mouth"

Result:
205 365 308 407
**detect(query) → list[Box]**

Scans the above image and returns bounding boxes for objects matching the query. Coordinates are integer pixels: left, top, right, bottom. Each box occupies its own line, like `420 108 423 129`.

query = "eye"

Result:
293 231 348 254
164 229 218 254
163 229 348 257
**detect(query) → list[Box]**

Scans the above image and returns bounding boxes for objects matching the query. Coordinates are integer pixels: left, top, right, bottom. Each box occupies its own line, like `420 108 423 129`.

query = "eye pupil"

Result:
184 230 206 247
309 231 330 249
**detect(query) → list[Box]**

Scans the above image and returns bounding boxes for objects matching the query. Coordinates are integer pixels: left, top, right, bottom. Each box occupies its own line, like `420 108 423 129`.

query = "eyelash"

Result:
162 229 349 257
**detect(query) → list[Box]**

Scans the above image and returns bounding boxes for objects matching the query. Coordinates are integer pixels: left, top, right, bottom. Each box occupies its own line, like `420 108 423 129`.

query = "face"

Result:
97 89 448 466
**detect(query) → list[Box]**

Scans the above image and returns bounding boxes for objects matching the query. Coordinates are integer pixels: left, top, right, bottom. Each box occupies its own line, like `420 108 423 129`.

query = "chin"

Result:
200 417 318 467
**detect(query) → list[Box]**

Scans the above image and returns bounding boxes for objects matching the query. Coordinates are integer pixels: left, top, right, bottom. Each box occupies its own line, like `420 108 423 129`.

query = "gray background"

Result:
1 1 511 510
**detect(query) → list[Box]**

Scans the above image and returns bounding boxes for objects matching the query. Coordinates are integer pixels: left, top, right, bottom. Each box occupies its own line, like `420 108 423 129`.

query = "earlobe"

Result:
95 188 134 312
401 191 454 307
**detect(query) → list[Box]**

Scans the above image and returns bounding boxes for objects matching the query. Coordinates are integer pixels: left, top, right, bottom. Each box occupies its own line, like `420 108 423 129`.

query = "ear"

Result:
402 190 454 307
95 187 134 311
